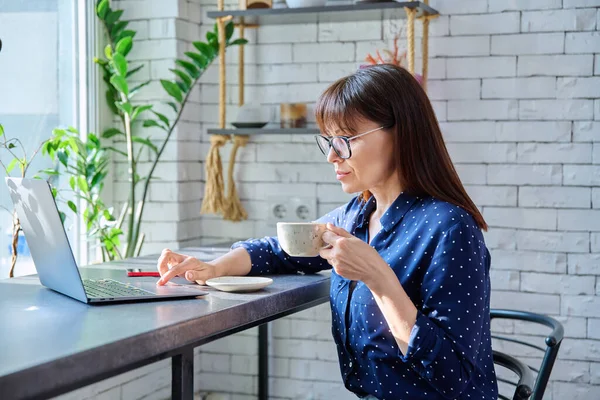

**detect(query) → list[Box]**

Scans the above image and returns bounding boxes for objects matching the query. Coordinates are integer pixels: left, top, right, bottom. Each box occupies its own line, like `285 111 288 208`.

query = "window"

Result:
0 0 92 277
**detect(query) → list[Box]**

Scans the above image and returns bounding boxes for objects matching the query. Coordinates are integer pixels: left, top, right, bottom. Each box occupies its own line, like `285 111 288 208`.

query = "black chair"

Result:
493 350 535 400
490 309 564 400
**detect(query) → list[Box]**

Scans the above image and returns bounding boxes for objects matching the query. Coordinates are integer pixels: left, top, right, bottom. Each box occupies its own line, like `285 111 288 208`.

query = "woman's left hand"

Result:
320 223 387 285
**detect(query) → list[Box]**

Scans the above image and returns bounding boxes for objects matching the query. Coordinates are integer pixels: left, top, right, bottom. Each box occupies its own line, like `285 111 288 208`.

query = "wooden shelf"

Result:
207 1 439 24
208 128 320 135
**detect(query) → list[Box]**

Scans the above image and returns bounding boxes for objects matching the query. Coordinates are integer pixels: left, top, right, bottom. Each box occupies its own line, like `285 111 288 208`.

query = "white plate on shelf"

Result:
202 276 273 292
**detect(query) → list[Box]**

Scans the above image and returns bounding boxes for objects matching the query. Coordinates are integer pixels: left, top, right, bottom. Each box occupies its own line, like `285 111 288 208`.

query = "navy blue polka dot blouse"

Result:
232 192 498 399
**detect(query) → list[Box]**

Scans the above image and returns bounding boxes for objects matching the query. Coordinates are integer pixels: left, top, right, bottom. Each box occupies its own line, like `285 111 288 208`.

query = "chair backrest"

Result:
493 350 534 400
490 309 565 400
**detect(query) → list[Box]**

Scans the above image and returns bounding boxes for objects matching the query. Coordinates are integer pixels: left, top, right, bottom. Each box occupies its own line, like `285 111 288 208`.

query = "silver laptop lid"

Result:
5 177 88 302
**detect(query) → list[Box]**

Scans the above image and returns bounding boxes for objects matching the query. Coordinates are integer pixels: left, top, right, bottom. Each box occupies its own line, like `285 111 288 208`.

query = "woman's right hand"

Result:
156 248 217 286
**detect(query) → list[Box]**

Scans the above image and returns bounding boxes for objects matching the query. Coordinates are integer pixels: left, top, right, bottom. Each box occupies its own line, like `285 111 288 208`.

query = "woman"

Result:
157 64 498 400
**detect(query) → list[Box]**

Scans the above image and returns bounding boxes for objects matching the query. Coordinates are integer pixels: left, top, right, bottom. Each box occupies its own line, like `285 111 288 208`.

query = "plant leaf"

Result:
225 21 234 41
176 60 200 79
166 102 178 113
110 75 129 96
131 105 153 122
185 51 208 69
105 146 128 157
112 53 127 76
8 143 16 149
102 128 123 138
0 124 4 137
105 9 123 26
40 168 59 175
160 79 183 103
170 69 192 88
69 176 76 190
130 80 151 97
6 158 18 173
57 151 69 167
193 42 214 59
91 172 106 188
103 209 116 222
118 30 136 41
152 111 170 128
142 120 166 130
67 200 78 213
59 211 66 224
115 101 133 114
132 136 158 154
106 90 119 114
111 21 128 40
78 176 89 192
176 81 188 93
126 64 144 78
229 38 248 46
97 0 109 19
104 44 113 60
115 36 133 56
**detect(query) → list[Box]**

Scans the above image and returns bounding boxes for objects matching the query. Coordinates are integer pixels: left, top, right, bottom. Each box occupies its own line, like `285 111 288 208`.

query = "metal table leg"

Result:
258 323 269 400
172 347 194 400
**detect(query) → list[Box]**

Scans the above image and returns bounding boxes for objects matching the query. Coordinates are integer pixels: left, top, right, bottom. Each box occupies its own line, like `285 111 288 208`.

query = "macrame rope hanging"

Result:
420 0 435 91
405 4 416 75
222 19 249 221
223 135 249 221
201 4 230 216
405 0 436 90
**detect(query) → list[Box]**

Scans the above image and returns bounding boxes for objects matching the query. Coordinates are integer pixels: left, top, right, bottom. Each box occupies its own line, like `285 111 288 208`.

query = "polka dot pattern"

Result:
232 193 498 400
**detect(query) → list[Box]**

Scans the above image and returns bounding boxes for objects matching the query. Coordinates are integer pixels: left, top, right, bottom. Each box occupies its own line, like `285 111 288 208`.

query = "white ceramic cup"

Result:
277 222 328 257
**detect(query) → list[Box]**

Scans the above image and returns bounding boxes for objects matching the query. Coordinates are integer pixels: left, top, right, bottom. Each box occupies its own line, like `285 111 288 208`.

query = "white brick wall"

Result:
66 0 600 399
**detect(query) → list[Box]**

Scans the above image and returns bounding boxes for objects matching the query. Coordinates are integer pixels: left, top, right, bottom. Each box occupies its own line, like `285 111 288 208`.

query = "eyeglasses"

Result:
314 126 386 160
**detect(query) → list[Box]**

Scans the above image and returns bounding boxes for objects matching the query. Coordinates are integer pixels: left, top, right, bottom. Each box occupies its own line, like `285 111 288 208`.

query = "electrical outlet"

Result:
267 196 317 226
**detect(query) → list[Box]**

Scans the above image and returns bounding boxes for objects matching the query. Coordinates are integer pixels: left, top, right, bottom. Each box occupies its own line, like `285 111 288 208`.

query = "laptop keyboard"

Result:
83 278 155 299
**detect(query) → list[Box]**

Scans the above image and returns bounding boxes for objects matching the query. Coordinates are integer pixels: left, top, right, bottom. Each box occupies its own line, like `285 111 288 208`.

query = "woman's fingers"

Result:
157 249 185 276
322 230 341 246
157 256 199 285
185 269 211 285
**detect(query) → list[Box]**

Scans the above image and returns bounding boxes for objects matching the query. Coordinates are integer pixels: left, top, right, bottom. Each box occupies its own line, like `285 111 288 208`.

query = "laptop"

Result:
5 177 207 304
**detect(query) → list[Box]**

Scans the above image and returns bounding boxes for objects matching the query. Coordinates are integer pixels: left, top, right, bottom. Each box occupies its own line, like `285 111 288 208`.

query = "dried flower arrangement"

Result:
363 37 423 85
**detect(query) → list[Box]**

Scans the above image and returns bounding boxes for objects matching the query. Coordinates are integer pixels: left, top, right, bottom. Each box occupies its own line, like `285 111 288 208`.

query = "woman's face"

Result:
325 119 396 194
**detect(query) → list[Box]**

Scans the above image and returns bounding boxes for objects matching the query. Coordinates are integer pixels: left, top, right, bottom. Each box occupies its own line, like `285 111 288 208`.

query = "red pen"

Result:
126 268 161 277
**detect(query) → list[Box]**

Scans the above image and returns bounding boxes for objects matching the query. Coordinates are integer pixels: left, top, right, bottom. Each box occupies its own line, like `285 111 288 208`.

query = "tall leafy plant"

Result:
94 0 246 258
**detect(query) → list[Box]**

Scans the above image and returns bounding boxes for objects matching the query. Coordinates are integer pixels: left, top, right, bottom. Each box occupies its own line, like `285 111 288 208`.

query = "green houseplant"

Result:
90 1 246 258
43 128 124 261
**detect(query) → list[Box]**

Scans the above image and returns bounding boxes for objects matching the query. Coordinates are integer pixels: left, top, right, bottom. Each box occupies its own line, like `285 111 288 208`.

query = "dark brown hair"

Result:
315 64 487 231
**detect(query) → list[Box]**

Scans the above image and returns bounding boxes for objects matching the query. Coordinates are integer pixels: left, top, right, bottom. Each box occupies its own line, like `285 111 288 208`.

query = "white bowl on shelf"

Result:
285 0 327 8
234 103 270 127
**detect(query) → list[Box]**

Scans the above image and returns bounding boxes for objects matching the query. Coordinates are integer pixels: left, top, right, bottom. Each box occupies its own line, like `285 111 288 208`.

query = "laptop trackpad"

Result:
130 279 208 296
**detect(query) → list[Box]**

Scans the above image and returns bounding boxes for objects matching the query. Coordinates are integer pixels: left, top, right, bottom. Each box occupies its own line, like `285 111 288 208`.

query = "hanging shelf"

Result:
201 0 439 220
206 1 439 23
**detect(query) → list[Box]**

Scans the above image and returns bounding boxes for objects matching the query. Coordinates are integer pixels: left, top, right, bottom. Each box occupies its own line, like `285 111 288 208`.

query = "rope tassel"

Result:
201 134 229 215
223 135 249 221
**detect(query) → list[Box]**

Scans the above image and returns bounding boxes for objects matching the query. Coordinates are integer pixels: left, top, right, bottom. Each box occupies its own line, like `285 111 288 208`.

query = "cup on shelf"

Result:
280 103 307 129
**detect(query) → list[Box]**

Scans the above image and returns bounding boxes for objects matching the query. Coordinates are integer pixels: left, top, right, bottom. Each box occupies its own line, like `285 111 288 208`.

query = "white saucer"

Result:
202 276 273 292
